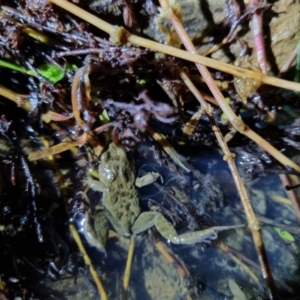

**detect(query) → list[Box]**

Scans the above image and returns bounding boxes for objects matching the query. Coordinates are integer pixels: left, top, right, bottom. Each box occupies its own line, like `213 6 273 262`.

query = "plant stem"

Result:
69 224 108 300
0 85 31 111
180 70 278 299
49 0 300 93
250 0 268 74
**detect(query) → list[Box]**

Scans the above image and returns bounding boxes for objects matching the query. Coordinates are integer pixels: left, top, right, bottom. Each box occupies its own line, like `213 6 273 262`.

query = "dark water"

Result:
32 143 300 300
1 121 299 300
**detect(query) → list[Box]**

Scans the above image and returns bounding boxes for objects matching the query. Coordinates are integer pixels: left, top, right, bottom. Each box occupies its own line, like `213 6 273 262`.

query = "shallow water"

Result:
32 141 300 300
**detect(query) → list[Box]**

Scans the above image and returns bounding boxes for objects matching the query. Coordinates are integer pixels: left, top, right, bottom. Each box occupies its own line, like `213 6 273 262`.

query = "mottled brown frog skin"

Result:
96 142 140 236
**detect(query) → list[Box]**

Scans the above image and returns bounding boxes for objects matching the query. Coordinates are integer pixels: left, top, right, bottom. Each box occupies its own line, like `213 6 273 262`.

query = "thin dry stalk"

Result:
154 237 194 300
279 174 300 223
217 242 259 284
56 48 103 57
258 215 300 234
69 224 108 300
218 241 294 294
28 133 86 161
123 235 135 293
49 0 300 93
269 193 292 205
250 0 267 74
0 85 31 111
214 129 277 299
147 126 191 173
179 70 277 299
41 111 73 123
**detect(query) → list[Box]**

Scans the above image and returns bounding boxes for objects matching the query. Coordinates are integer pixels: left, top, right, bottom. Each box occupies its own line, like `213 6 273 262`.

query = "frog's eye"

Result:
102 166 116 182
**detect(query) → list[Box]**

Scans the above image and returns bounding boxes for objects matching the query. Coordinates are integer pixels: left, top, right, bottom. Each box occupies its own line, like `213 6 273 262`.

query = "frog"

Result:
87 142 243 251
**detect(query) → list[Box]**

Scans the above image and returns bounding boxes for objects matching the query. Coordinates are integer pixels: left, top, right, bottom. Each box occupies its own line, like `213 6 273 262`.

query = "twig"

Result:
0 85 31 111
279 174 300 223
218 241 294 294
56 48 103 57
257 215 300 234
41 111 73 123
269 193 292 206
250 0 268 74
69 224 108 300
147 126 191 173
123 235 135 294
154 236 194 300
49 0 300 93
217 242 260 285
28 133 87 161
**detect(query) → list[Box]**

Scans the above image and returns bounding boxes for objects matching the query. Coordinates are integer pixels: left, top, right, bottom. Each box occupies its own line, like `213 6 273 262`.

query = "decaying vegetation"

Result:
1 0 300 299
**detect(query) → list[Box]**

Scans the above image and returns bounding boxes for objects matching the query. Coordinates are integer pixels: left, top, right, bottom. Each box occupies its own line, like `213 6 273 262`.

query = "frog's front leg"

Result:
132 212 243 245
135 172 161 188
87 178 109 193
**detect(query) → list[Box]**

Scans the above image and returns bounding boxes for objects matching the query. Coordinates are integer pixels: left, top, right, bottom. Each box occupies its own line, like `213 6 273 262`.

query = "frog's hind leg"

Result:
105 210 131 236
132 212 235 245
131 211 179 244
93 211 110 248
131 212 157 234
